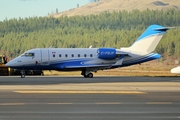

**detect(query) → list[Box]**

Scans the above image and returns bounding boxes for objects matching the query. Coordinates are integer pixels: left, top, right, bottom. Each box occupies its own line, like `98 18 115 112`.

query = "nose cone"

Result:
5 59 19 68
171 66 180 74
5 61 14 67
5 62 10 67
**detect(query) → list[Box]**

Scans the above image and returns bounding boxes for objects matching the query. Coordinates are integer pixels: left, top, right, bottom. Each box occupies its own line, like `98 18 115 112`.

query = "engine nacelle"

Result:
97 48 116 60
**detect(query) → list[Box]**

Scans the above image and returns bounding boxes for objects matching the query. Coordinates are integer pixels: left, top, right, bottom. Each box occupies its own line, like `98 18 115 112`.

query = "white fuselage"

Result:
6 48 160 72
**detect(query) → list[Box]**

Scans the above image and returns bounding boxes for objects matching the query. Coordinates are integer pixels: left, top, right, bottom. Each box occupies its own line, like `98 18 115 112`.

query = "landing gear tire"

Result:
81 70 94 78
83 73 93 78
20 70 25 78
21 74 25 78
87 73 93 78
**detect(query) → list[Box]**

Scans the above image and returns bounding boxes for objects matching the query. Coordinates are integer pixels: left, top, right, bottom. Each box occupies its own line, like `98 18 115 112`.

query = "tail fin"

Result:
128 24 170 53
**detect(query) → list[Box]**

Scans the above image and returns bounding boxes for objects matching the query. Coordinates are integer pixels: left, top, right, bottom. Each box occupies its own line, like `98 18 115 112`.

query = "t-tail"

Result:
122 24 171 53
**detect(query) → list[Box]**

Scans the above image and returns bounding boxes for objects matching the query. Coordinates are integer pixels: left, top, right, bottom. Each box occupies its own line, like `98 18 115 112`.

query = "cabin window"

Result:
84 54 87 57
59 54 61 57
78 54 80 57
65 54 68 57
90 54 93 57
72 54 74 57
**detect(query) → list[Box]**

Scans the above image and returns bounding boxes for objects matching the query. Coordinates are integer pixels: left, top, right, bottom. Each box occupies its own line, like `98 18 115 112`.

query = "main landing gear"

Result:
81 70 93 78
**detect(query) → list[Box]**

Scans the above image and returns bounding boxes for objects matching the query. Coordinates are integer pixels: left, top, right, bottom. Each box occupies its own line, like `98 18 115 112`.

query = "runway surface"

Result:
0 76 180 120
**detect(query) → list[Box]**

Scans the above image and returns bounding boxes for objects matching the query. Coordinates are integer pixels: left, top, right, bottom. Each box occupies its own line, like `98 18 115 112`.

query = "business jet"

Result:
6 24 171 78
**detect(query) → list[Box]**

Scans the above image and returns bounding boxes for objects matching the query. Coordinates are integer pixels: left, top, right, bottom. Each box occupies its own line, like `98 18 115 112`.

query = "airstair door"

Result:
41 49 50 65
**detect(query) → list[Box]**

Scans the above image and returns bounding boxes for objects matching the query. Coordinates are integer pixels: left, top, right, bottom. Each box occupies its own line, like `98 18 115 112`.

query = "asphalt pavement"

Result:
0 76 180 120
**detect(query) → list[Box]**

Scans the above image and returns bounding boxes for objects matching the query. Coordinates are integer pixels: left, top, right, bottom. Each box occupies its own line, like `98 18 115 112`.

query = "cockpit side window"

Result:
22 53 35 57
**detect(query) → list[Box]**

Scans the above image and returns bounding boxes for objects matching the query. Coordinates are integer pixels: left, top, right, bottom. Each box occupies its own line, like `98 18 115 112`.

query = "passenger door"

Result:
41 48 50 65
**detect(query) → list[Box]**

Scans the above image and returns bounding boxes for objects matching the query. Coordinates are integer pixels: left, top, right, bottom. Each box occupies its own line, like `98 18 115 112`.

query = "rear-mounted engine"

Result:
97 48 116 60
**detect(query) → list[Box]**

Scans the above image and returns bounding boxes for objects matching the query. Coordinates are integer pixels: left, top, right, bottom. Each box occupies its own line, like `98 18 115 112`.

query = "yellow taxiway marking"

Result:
14 90 146 94
0 103 25 106
0 102 173 106
146 102 172 104
47 103 72 105
0 102 121 105
96 102 121 104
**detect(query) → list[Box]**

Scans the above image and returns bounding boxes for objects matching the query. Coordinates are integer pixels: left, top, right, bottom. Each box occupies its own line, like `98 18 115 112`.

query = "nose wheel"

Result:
20 70 25 78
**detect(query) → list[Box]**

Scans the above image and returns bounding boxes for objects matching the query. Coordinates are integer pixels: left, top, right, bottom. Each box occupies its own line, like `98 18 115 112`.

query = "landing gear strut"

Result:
81 71 93 78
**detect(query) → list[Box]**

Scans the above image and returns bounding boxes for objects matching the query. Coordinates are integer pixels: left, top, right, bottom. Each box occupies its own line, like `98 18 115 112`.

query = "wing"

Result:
65 64 112 69
64 51 130 70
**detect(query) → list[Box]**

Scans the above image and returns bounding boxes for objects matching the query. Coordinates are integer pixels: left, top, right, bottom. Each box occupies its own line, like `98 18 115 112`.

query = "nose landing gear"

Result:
20 70 25 78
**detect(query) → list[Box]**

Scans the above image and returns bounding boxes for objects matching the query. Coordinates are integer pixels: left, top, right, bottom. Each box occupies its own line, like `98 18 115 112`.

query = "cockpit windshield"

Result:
21 53 35 57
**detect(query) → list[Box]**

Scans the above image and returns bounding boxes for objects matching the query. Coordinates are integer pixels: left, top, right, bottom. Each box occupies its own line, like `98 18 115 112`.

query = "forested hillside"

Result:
52 0 180 17
0 9 180 59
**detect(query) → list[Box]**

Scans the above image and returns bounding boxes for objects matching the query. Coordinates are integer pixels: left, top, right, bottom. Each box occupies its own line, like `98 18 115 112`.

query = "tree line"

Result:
0 9 180 59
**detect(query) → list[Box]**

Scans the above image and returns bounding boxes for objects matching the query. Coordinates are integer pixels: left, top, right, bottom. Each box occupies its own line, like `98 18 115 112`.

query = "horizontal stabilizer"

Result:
154 27 175 31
